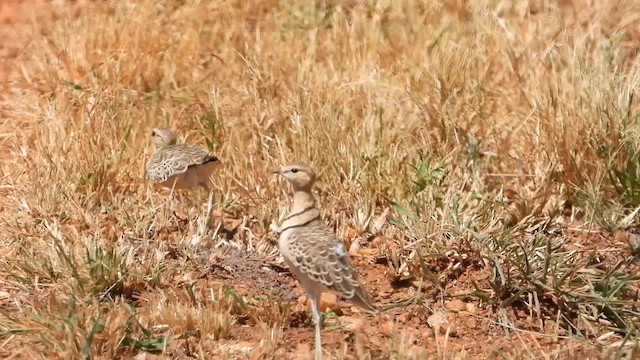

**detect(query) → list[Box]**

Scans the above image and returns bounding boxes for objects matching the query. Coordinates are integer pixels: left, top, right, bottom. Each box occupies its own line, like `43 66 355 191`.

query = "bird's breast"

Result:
277 229 292 254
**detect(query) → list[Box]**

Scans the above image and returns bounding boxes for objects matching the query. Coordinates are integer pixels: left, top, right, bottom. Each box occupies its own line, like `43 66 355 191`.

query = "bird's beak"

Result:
271 169 281 174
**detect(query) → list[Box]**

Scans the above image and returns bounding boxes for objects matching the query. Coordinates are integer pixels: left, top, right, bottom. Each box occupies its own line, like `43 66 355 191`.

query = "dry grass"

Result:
1 0 640 358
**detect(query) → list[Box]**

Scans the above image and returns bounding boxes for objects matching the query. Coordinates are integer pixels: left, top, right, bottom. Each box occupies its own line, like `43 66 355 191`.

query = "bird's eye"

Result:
291 168 299 173
151 130 156 136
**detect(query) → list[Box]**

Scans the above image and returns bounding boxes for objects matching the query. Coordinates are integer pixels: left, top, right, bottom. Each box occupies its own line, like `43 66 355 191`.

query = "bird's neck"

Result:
281 189 320 230
291 189 315 211
155 142 172 150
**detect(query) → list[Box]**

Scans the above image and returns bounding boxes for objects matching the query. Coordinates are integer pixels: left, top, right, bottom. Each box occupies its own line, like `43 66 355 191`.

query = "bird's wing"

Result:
286 223 377 312
146 145 217 182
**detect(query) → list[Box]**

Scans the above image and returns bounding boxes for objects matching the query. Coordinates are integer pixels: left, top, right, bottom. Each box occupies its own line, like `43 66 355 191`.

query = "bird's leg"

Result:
200 181 216 206
309 293 323 360
167 186 188 222
199 182 216 229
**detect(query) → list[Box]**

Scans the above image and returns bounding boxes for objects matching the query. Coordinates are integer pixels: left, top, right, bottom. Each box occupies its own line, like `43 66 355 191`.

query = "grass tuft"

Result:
1 0 640 358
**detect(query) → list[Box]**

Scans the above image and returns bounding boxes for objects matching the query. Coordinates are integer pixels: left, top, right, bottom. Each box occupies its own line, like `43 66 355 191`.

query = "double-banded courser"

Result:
146 128 219 192
273 164 377 360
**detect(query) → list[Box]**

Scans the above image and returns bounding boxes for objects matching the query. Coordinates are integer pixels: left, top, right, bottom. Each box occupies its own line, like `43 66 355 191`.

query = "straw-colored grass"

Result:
1 0 639 358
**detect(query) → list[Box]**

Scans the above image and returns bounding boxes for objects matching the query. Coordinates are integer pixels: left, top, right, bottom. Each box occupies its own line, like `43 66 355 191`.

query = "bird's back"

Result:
280 215 377 313
147 144 217 183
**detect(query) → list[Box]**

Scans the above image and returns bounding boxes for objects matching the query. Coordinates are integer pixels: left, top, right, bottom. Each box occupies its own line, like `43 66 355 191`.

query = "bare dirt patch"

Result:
1 0 639 359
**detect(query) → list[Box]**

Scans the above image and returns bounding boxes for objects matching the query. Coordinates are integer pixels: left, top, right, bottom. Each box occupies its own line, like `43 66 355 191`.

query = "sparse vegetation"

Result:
1 0 640 358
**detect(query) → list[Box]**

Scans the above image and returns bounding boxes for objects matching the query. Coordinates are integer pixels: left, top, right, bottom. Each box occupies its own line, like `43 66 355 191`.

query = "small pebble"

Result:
465 303 477 314
445 299 467 312
381 321 394 337
319 292 342 315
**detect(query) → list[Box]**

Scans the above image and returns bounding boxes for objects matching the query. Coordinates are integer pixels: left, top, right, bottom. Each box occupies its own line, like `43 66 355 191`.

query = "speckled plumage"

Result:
273 164 376 360
146 128 219 190
281 216 377 312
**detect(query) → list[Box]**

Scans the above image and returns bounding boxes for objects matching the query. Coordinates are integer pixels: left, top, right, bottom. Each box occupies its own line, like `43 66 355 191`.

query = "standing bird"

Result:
146 128 220 192
273 164 377 360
